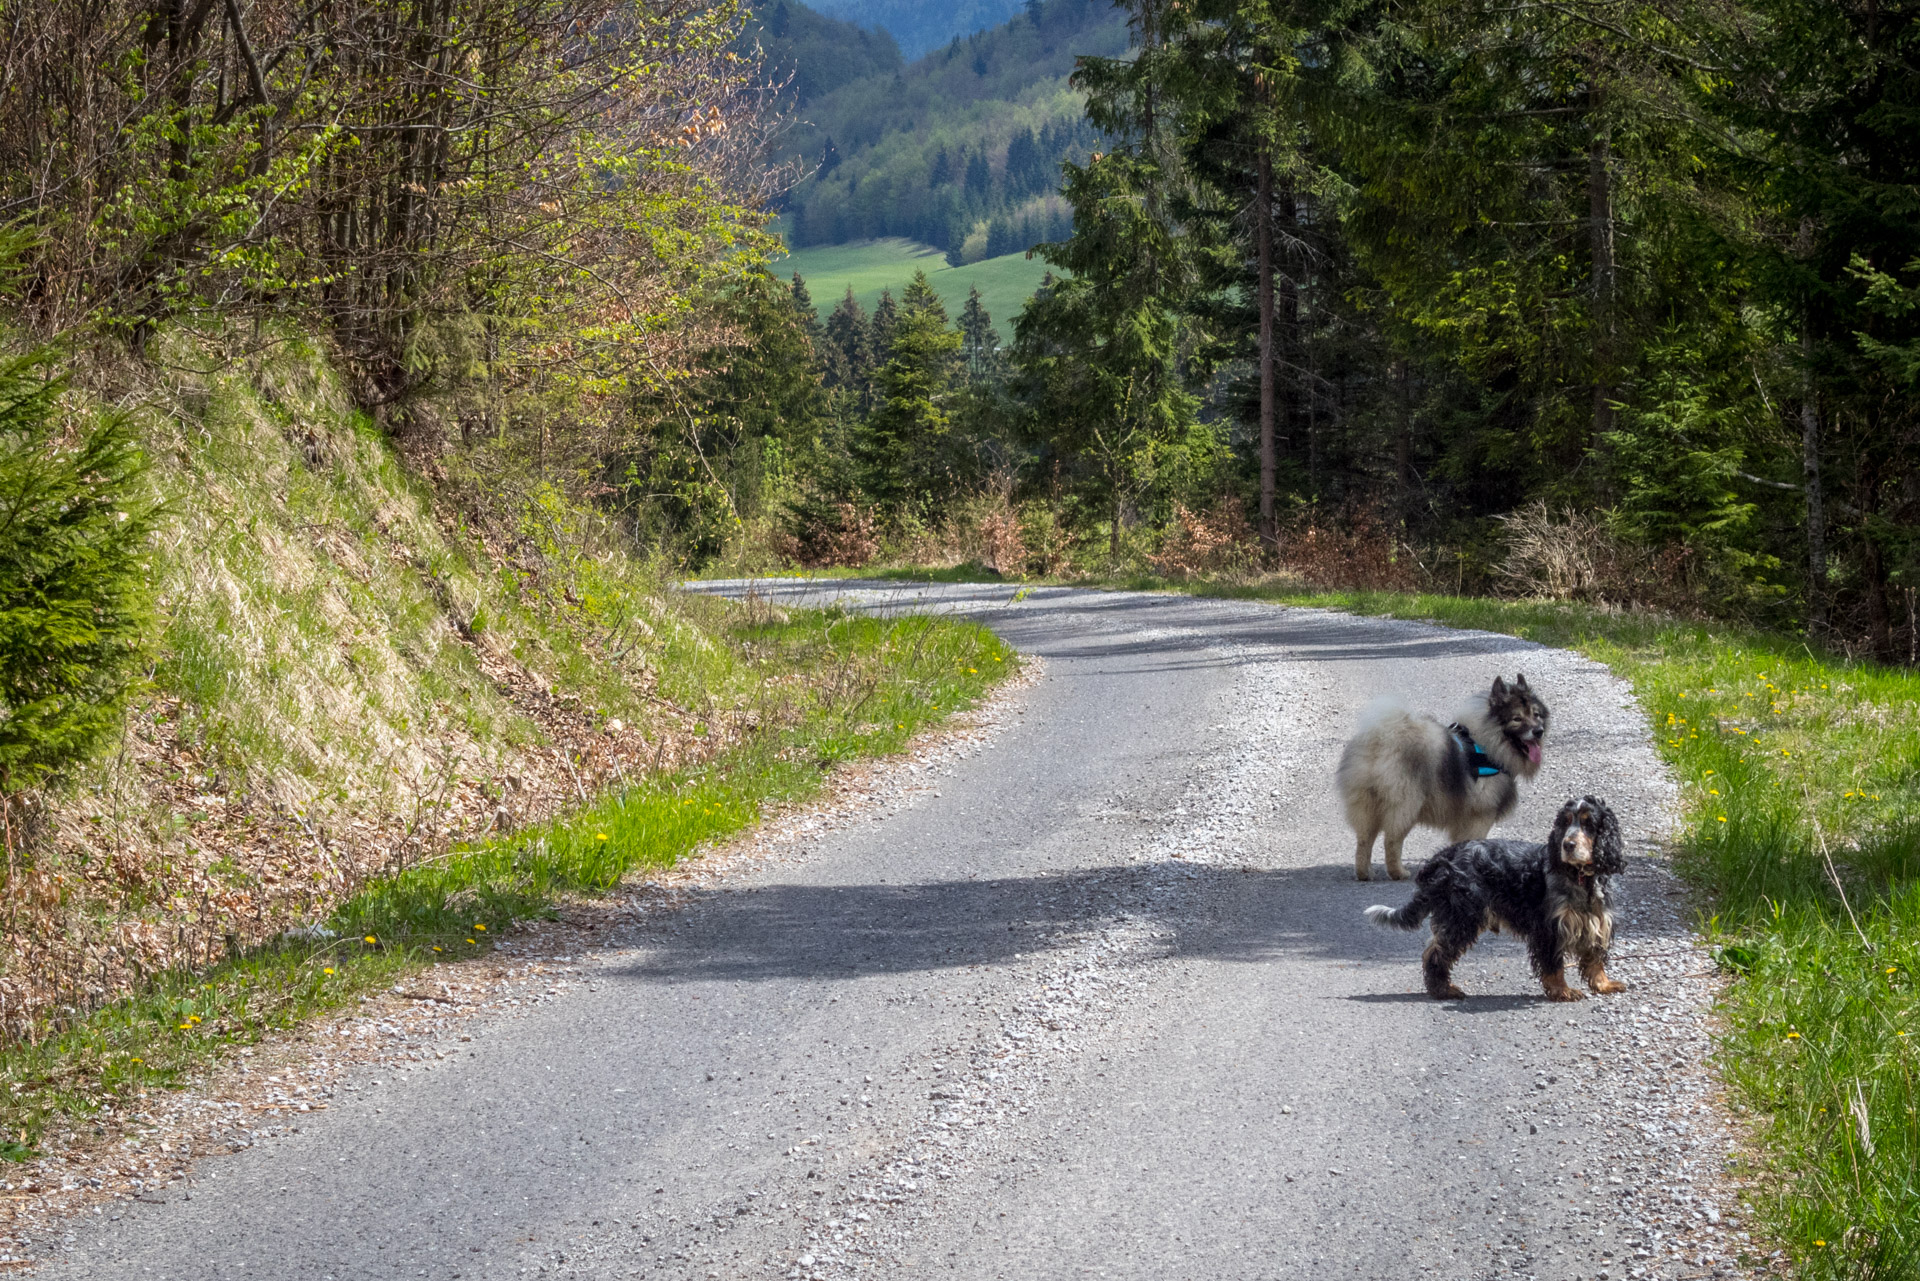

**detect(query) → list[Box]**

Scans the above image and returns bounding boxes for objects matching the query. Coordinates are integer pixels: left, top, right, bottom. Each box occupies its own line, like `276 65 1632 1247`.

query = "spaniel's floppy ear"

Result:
1586 796 1626 875
1546 797 1579 859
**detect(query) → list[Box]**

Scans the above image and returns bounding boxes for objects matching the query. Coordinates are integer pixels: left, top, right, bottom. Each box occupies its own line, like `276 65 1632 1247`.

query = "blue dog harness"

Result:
1449 724 1506 778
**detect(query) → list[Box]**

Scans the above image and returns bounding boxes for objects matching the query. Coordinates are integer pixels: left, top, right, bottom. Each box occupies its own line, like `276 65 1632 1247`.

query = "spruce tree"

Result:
0 350 154 806
857 270 962 511
869 289 900 363
959 286 999 383
822 288 873 407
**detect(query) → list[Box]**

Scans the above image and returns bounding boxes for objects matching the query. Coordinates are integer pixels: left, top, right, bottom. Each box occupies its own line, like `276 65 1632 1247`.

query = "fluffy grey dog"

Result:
1335 674 1549 881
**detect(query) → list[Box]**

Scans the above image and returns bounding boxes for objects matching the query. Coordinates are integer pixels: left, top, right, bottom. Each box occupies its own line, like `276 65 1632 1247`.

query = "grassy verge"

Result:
750 568 1919 1273
0 605 1013 1156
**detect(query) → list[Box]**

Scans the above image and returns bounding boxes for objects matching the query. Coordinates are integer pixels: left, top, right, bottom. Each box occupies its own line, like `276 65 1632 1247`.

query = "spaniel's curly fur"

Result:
1365 796 1628 1002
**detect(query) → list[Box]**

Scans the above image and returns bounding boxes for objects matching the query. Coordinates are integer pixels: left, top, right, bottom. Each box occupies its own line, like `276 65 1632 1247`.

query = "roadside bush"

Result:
1494 500 1702 612
0 351 152 813
1149 497 1259 579
776 493 879 567
1276 503 1422 592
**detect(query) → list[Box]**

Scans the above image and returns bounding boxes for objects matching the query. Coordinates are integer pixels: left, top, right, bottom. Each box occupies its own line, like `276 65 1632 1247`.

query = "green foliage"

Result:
1012 136 1214 557
858 271 966 509
0 351 152 795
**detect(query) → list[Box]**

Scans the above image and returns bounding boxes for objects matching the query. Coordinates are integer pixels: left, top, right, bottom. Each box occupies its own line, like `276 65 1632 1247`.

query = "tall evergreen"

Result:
822 288 876 408
869 289 901 362
958 286 999 383
856 270 963 510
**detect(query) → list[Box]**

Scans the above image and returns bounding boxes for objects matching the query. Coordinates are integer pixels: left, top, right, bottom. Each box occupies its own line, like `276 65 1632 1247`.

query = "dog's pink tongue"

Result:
1527 741 1543 765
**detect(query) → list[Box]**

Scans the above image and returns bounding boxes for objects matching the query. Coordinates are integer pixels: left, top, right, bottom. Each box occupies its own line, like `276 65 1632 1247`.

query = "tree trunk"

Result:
1394 358 1412 508
1860 452 1893 659
1256 144 1277 553
1802 386 1827 636
1587 92 1615 462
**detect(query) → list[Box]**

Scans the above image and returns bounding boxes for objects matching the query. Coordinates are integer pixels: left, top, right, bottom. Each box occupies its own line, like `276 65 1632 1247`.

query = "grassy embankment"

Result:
771 568 1912 1276
0 337 1012 1158
777 237 1050 338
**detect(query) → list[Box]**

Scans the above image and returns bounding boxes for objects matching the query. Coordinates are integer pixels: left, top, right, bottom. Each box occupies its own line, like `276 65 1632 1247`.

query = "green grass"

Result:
778 238 1052 338
0 605 1013 1154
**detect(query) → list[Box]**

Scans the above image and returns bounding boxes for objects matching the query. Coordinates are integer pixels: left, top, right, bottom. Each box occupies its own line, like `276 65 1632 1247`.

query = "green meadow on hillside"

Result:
779 237 1052 339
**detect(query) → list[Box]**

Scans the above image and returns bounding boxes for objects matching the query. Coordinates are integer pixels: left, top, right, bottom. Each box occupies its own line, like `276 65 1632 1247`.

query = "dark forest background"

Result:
680 0 1920 665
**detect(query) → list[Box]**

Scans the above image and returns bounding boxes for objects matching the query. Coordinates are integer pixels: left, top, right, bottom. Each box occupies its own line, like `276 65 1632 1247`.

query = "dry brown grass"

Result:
1493 500 1698 610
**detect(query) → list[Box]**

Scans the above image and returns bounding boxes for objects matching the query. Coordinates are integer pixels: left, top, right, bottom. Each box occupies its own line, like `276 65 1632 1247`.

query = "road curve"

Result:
51 583 1750 1281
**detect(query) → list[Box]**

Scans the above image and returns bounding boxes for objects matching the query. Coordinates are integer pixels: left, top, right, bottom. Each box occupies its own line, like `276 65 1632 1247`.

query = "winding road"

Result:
54 583 1750 1281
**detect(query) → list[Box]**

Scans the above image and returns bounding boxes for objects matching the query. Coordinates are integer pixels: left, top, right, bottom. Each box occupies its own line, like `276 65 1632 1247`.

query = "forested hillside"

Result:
807 0 1031 59
738 0 901 107
779 0 1127 259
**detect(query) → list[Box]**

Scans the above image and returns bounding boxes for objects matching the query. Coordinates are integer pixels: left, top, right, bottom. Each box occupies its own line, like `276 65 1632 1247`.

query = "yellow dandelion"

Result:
466 938 476 945
1787 1031 1801 1039
130 1057 142 1064
1888 966 1898 974
1717 816 1727 823
432 946 443 953
1815 1240 1826 1247
1710 790 1720 796
323 967 335 975
596 832 609 841
474 923 486 932
364 935 377 944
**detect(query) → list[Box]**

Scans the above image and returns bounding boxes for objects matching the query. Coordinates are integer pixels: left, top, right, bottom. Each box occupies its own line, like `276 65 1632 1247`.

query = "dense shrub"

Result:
0 352 153 805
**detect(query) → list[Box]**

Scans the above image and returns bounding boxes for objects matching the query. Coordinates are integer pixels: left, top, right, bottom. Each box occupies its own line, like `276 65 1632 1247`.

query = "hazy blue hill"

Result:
806 0 1030 59
778 0 1129 261
740 1 901 107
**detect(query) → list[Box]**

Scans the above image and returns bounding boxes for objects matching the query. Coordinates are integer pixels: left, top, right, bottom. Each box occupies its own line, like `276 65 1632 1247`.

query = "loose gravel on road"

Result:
35 584 1761 1281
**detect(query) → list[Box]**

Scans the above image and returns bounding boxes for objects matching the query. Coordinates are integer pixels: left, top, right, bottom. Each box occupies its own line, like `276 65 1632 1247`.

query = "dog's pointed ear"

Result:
1514 673 1531 691
1491 675 1509 700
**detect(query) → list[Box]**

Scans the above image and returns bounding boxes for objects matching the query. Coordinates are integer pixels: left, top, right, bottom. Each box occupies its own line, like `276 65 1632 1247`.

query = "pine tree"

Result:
869 288 900 362
822 288 874 407
856 270 962 510
959 286 1000 383
790 273 821 339
0 348 154 809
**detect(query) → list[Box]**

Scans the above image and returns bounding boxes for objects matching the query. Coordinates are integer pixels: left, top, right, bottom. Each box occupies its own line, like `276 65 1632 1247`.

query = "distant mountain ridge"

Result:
804 0 1031 59
776 0 1129 262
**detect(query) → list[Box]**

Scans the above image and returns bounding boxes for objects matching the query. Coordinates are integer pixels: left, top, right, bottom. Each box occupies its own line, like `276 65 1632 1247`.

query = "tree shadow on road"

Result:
603 860 1691 990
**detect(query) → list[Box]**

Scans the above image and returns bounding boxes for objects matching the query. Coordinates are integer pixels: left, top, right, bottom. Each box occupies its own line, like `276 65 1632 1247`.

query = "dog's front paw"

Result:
1544 986 1587 1003
1591 978 1628 995
1354 868 1372 882
1429 984 1466 1001
1387 866 1408 881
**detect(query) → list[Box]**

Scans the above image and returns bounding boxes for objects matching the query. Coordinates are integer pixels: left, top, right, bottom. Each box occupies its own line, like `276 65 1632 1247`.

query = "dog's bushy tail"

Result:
1364 897 1429 931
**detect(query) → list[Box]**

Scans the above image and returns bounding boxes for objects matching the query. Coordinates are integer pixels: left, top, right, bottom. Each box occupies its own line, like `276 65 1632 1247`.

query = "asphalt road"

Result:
56 583 1728 1281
